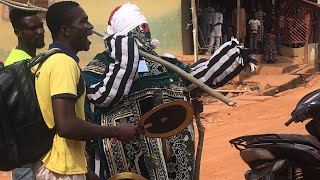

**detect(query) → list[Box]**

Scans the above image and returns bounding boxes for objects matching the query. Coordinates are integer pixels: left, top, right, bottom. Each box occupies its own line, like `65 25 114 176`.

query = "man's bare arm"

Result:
52 98 139 141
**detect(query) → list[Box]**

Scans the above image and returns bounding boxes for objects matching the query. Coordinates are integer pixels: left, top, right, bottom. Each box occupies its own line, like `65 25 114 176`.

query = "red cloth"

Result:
108 6 121 25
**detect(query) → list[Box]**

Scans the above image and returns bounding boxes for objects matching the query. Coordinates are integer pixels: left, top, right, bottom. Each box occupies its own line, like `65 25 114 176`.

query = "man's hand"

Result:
115 124 143 142
52 99 143 141
85 169 100 180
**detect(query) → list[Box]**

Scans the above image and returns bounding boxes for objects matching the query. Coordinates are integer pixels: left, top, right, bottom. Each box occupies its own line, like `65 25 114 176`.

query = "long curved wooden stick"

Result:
0 0 42 11
1 0 46 11
0 0 237 106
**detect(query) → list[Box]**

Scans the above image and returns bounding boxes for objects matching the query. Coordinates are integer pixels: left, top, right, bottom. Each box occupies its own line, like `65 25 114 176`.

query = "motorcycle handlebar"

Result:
285 117 295 126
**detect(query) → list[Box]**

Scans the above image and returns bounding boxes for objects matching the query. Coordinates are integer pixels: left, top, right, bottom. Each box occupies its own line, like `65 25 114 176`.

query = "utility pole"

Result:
191 0 199 62
237 0 240 39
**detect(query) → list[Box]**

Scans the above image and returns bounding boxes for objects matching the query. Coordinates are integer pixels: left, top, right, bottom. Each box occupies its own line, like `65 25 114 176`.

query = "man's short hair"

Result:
9 9 38 29
46 1 79 38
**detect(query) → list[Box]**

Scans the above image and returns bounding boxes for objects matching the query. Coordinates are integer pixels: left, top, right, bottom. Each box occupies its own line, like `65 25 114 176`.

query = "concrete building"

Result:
1 0 320 68
0 0 193 67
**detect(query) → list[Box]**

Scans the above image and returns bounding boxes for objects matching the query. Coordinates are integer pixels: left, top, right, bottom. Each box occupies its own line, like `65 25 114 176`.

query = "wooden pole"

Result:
237 0 240 39
304 13 310 64
191 0 199 63
190 1 205 180
237 0 244 84
0 0 47 11
193 108 205 180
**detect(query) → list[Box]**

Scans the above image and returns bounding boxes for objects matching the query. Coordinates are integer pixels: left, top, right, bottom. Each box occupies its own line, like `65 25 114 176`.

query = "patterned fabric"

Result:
256 10 265 42
83 51 195 180
263 33 277 63
100 88 194 180
127 24 155 54
83 36 256 180
84 3 256 179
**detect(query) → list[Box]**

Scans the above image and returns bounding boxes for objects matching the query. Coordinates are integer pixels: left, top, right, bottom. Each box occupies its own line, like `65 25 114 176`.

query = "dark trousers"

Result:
249 33 258 50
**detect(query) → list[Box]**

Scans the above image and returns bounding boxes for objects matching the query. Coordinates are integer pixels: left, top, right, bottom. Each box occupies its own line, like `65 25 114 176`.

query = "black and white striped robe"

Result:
87 36 253 106
85 36 254 180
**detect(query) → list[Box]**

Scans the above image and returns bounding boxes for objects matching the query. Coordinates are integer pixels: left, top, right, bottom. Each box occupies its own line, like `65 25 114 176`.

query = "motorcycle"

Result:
229 89 320 180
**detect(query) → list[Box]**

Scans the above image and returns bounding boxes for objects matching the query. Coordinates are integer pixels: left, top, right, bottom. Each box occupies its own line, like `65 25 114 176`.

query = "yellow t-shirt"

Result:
5 49 31 66
35 52 87 175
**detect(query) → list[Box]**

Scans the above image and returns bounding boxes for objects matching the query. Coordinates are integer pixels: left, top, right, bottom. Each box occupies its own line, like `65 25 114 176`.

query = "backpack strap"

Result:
31 48 85 100
28 48 62 69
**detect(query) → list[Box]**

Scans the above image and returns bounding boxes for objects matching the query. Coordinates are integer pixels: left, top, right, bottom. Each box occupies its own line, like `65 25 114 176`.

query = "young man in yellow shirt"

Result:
5 9 45 66
32 1 141 179
5 8 45 180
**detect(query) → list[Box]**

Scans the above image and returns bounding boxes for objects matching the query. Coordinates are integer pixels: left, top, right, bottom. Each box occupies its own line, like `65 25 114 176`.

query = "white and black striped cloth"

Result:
187 38 252 91
87 35 139 107
87 37 254 107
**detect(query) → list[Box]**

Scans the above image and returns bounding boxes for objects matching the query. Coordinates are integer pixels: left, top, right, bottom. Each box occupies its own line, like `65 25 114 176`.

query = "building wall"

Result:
0 0 190 68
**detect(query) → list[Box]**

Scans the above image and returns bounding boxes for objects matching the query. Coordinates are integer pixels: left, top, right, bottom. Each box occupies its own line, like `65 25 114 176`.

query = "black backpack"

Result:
0 49 61 171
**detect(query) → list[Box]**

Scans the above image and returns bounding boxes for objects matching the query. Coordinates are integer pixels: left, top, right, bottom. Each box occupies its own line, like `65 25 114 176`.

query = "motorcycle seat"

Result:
230 134 320 150
276 134 320 150
240 148 275 163
230 134 320 167
301 135 320 149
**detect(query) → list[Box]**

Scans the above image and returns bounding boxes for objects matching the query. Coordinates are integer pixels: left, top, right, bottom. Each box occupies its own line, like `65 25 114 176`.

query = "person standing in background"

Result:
208 4 223 54
275 1 286 55
5 9 45 67
263 26 278 63
248 13 261 51
255 4 266 54
207 1 215 50
199 1 214 48
198 1 214 47
221 7 227 43
221 7 233 43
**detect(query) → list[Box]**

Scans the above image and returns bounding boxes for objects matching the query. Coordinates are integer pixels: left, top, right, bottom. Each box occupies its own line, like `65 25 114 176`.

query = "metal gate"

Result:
262 0 311 45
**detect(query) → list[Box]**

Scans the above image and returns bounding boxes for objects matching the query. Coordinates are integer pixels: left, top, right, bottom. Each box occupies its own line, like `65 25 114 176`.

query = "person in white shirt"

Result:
208 4 223 55
198 3 214 48
248 13 261 51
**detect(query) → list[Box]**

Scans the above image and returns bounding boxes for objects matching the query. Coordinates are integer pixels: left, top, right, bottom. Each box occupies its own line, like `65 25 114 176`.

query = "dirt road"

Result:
199 75 320 180
1 76 320 180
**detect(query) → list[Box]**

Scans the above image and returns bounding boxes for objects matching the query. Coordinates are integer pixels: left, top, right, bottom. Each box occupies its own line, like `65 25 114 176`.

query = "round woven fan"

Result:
139 100 194 138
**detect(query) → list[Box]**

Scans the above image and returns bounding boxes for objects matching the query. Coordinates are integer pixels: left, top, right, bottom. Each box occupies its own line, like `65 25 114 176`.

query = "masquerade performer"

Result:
83 3 256 180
